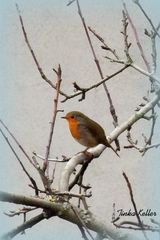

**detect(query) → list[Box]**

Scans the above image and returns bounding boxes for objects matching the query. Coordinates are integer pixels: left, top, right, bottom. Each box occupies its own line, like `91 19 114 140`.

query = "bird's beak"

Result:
61 116 67 119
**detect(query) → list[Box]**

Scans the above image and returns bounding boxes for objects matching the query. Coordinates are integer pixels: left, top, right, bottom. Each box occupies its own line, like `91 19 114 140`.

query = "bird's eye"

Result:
71 115 74 119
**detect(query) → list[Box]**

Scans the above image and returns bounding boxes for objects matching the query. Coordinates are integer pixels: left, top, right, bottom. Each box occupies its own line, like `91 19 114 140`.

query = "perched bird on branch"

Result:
62 111 119 157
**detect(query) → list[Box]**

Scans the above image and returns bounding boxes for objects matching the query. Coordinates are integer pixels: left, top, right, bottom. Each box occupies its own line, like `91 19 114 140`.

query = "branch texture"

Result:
0 191 141 240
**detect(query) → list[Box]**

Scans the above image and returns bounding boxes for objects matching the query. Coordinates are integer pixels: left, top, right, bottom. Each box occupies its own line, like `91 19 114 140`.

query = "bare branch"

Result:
43 64 62 173
0 191 142 240
0 119 35 167
76 0 120 134
28 185 46 194
59 151 94 192
0 121 54 193
1 212 46 239
123 2 151 72
54 191 92 199
4 207 37 217
15 4 67 97
125 130 140 151
141 143 160 156
122 172 149 240
121 10 132 63
131 64 160 83
33 151 69 162
51 162 57 183
145 108 156 145
77 224 90 240
133 0 160 38
15 2 160 106
113 220 160 232
88 26 119 60
62 65 129 102
69 160 91 191
0 128 39 196
67 0 76 6
71 205 95 240
109 90 160 141
103 57 160 83
124 109 158 156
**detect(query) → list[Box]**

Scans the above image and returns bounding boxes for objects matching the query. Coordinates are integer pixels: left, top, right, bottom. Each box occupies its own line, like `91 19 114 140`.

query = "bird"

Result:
62 111 119 157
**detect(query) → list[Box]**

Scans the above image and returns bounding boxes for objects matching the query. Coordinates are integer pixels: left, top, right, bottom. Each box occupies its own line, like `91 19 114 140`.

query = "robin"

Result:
62 111 119 157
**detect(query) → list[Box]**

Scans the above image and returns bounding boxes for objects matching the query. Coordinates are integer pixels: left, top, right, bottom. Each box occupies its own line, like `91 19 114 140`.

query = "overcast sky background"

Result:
0 1 160 239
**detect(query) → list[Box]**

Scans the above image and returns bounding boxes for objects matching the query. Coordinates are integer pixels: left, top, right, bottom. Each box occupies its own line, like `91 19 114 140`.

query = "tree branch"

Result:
122 172 149 240
62 65 129 102
76 0 120 134
15 4 67 97
0 128 39 196
0 191 142 240
43 64 62 174
1 212 46 240
0 119 36 167
109 90 160 141
133 0 160 38
123 2 151 72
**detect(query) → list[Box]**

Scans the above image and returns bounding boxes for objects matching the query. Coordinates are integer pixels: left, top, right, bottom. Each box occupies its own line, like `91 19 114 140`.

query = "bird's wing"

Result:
87 119 107 145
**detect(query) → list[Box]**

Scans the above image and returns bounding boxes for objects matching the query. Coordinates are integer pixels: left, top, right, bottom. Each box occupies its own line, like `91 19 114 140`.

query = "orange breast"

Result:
68 119 81 139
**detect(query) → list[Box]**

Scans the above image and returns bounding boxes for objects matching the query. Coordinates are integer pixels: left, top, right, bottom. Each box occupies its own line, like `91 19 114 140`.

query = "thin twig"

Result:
88 26 119 60
131 63 160 82
123 172 149 240
77 224 90 240
78 184 82 208
121 10 132 63
43 64 62 174
103 57 160 83
123 2 150 72
1 212 47 239
0 128 39 196
150 24 160 74
33 151 69 162
125 130 140 151
113 220 160 232
28 184 46 194
15 3 67 97
141 143 160 156
146 109 156 145
0 119 35 167
69 161 91 191
125 129 160 155
51 163 57 184
54 191 92 199
148 22 160 93
76 0 120 133
67 0 76 6
71 205 94 240
133 0 160 38
4 207 37 217
62 65 129 102
0 119 52 195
